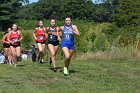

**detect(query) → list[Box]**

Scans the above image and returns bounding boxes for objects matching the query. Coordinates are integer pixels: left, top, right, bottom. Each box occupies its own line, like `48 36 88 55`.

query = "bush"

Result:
21 31 34 49
15 19 140 54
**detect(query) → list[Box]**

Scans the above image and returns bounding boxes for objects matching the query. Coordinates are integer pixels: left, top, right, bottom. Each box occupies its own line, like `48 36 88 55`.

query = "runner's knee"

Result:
65 55 70 60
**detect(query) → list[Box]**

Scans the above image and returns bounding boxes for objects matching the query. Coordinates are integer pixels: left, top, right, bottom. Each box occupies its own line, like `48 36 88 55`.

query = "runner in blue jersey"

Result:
60 16 80 75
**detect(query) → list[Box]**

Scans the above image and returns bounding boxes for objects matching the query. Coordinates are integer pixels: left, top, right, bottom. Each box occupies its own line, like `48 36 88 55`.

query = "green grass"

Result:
0 59 139 93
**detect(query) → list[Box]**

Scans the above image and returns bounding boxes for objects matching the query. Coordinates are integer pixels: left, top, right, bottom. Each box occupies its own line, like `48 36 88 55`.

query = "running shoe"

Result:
14 64 17 67
63 67 69 75
53 67 57 72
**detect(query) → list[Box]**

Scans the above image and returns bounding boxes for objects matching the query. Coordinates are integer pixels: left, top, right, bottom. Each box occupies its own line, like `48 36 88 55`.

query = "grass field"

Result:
0 59 139 93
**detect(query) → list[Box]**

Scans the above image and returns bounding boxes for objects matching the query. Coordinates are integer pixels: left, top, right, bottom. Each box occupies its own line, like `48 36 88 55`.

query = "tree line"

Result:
0 0 140 30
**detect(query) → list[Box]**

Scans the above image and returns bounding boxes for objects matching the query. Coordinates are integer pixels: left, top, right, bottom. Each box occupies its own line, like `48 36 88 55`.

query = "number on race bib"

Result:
65 34 71 40
49 35 53 40
13 38 18 42
39 36 44 40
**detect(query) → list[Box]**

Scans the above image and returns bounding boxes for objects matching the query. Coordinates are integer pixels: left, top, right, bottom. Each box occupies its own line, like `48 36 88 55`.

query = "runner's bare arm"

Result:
72 25 80 36
18 31 23 41
1 34 8 43
59 26 64 39
44 27 48 39
33 28 38 40
7 32 14 44
57 27 61 41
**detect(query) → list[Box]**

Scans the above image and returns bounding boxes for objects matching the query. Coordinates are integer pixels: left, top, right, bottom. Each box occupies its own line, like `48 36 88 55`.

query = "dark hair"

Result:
50 16 55 21
36 22 39 27
65 16 71 19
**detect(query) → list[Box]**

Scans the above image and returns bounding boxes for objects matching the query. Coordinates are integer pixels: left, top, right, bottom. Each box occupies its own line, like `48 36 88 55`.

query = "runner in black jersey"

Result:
47 18 61 72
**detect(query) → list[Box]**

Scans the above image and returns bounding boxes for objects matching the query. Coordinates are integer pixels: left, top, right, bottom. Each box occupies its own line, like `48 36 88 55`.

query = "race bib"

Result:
12 38 18 42
39 36 44 40
65 34 72 40
49 35 53 40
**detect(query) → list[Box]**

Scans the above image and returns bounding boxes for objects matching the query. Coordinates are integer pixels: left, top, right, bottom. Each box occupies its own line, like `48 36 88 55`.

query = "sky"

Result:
29 0 98 3
29 0 39 3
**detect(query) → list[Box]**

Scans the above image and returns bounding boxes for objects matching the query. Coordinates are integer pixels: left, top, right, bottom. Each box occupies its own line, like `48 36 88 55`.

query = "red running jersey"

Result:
35 28 46 42
9 31 21 45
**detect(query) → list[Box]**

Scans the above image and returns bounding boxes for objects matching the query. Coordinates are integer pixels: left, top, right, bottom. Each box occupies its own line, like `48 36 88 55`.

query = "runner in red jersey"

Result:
33 21 48 63
7 24 23 67
1 28 12 64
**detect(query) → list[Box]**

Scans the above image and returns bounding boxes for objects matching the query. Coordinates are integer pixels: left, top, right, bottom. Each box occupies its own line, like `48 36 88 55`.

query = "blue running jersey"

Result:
62 24 74 44
61 24 75 50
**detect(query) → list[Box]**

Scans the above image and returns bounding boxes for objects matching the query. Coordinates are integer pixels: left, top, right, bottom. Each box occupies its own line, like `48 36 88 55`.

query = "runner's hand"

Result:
11 41 14 44
58 36 61 41
35 37 37 40
5 41 10 44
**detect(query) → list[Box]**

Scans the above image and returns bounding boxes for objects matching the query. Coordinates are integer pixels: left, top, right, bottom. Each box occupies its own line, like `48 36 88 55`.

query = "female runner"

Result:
33 21 47 63
47 18 61 72
1 28 12 64
8 24 23 67
60 17 80 75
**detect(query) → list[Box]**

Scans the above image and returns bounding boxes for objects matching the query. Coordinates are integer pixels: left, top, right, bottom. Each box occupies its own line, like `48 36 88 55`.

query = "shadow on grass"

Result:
17 64 25 67
49 67 63 71
56 67 63 69
59 69 80 74
69 70 79 73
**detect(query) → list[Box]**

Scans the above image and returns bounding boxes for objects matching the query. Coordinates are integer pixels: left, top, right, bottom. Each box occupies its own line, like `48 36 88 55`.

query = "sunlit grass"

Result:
0 59 139 93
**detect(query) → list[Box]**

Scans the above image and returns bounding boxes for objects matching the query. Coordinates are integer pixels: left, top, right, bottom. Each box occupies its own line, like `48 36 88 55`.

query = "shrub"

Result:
21 31 34 49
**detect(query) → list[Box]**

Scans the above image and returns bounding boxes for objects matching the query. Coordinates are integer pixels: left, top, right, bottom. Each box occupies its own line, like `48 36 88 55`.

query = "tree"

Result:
0 0 29 31
60 0 94 20
18 2 37 20
113 0 140 26
18 0 95 20
93 0 118 22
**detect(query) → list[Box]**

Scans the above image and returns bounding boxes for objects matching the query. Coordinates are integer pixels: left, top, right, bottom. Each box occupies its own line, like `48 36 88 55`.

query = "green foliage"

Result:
136 33 140 40
0 0 29 30
74 20 95 52
18 2 36 20
75 22 111 52
1 0 140 31
102 23 140 46
17 19 64 30
9 19 140 54
18 0 95 20
114 0 140 26
0 0 17 30
17 19 38 30
1 0 140 56
93 35 110 51
94 2 112 22
91 23 110 51
21 31 33 49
